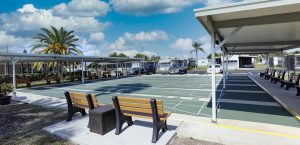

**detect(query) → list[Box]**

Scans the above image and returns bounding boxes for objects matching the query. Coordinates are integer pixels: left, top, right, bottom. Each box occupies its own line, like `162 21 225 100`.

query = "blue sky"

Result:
0 0 241 58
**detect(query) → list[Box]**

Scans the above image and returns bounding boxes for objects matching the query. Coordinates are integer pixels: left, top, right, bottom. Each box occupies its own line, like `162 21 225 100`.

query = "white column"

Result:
222 51 226 89
226 54 229 79
4 63 7 75
11 58 17 97
211 31 217 123
81 59 85 83
281 51 285 71
116 62 119 78
96 63 99 79
60 62 63 83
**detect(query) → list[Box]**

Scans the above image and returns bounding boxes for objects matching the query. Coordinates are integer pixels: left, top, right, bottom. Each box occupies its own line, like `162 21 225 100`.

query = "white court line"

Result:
172 100 183 109
223 90 265 93
197 93 211 115
218 99 281 107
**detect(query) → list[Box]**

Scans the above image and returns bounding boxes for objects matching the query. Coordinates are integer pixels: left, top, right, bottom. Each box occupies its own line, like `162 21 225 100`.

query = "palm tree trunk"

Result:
196 50 198 68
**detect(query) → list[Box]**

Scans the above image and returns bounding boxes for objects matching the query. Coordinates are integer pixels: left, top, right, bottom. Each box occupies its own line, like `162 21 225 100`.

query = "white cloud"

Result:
89 32 105 43
0 31 32 53
124 30 168 42
204 0 239 6
17 4 37 13
171 38 193 51
111 0 202 16
0 4 109 35
109 30 168 50
112 50 157 58
53 0 110 17
109 37 126 50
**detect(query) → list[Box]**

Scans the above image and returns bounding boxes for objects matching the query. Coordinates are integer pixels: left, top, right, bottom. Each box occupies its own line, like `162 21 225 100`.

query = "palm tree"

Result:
190 42 205 68
31 26 82 70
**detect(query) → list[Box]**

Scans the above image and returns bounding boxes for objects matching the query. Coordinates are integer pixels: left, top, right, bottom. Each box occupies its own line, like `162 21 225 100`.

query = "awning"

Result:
0 53 143 63
194 0 300 54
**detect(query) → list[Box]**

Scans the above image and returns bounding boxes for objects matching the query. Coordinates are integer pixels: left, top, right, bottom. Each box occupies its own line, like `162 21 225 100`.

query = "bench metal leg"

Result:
66 107 87 122
280 82 284 87
152 124 159 143
285 84 291 90
297 87 300 96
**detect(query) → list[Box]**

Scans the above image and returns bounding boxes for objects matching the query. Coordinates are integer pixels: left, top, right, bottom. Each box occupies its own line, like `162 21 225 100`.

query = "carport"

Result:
0 53 143 96
194 0 300 122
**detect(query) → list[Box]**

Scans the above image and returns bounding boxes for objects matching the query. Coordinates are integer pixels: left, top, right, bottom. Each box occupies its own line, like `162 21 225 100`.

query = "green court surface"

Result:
18 75 300 127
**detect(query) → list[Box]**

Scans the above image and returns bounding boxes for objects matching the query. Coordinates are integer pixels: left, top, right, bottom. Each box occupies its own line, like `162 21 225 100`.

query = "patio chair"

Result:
112 96 171 143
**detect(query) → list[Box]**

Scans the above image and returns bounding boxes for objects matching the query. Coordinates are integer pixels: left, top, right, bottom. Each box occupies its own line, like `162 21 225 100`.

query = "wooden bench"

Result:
273 71 285 84
282 73 300 90
70 73 82 82
260 68 269 77
88 72 98 80
64 91 103 121
265 69 275 80
269 70 277 82
112 96 171 143
16 76 31 88
46 74 61 84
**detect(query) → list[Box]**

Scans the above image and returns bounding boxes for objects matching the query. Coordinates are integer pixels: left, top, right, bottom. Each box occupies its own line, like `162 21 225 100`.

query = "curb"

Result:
248 74 300 121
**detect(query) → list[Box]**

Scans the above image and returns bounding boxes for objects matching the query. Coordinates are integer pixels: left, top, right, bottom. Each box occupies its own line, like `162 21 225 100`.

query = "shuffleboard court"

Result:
18 74 300 127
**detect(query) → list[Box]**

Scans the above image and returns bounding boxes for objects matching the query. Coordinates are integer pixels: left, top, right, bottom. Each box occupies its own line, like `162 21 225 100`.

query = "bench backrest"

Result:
65 91 99 110
281 71 286 80
112 96 165 121
295 74 300 84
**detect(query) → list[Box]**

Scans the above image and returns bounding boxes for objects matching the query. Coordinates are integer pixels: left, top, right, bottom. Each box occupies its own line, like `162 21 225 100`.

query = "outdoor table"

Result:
89 105 116 135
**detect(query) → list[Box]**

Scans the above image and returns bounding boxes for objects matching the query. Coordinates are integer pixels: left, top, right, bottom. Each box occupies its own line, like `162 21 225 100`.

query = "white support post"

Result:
116 61 119 78
31 63 33 74
4 63 7 75
226 54 229 79
281 51 285 71
60 62 63 83
211 31 217 123
96 63 99 79
81 59 85 84
11 58 17 97
222 52 226 89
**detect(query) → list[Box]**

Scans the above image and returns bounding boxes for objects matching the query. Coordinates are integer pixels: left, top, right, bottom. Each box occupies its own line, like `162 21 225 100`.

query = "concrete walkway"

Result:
249 73 300 120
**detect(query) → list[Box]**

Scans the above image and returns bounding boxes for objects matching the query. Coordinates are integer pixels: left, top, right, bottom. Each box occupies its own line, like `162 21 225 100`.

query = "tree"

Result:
109 52 119 57
207 53 221 59
31 26 81 70
134 53 149 61
150 55 160 62
118 53 127 57
109 52 127 57
190 42 205 68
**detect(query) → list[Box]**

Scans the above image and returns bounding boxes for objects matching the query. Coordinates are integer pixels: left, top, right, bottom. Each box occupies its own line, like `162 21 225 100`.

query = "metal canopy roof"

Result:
194 0 300 54
0 53 143 63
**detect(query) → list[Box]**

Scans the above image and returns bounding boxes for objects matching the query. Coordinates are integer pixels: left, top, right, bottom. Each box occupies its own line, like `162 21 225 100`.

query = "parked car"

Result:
243 64 253 68
207 64 223 74
141 66 156 75
168 65 187 74
127 68 140 75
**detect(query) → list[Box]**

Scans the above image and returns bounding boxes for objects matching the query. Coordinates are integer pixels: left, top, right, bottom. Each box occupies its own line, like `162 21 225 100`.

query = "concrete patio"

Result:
43 116 178 145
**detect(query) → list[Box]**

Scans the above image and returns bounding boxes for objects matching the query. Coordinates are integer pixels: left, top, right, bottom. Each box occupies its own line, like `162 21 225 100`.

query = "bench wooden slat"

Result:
69 92 100 108
123 110 170 121
118 97 162 105
119 102 163 111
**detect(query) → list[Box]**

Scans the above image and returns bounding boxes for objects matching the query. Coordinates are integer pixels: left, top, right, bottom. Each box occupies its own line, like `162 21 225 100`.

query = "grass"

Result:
0 101 73 145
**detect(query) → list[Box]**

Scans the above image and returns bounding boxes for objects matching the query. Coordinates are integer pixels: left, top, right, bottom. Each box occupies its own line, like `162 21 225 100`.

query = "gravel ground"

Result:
169 136 223 145
0 101 73 145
